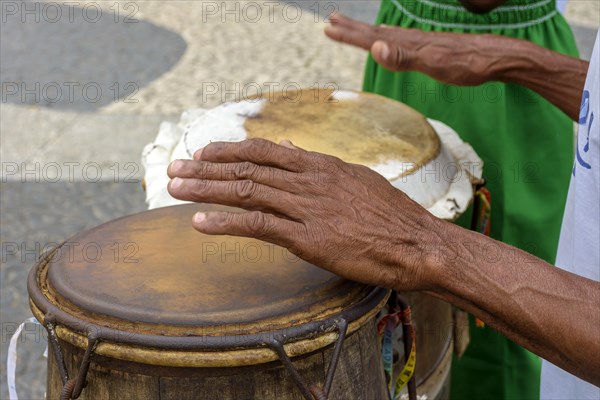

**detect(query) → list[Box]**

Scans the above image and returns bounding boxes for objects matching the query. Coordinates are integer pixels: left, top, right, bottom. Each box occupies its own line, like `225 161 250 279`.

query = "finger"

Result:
168 177 298 215
326 11 356 27
324 23 377 51
168 159 296 188
371 40 415 72
327 11 374 31
192 210 301 249
324 12 385 50
198 138 310 172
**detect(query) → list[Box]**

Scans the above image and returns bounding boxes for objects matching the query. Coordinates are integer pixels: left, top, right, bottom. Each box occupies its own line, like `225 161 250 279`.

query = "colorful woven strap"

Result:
377 308 417 399
474 187 492 328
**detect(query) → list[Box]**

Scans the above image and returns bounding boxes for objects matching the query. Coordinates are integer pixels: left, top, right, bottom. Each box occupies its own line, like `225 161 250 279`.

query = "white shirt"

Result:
540 31 600 399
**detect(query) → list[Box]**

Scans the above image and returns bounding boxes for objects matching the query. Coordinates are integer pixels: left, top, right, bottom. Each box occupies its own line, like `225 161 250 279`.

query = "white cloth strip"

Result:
7 317 46 400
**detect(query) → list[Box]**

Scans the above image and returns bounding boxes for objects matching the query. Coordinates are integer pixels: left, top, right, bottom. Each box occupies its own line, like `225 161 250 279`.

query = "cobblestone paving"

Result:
1 2 187 111
0 182 147 400
99 0 369 115
566 0 600 28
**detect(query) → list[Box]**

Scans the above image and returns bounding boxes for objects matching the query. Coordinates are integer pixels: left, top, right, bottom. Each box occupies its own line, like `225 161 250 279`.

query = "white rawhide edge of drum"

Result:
419 119 483 220
141 100 265 210
141 102 483 220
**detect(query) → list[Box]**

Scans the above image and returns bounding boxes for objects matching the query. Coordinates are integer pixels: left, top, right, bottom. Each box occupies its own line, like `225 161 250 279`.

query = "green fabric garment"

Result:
363 1 579 399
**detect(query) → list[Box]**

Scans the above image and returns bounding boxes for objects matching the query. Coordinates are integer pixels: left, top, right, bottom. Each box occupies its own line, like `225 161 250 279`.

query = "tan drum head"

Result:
243 89 440 178
148 89 481 219
41 204 371 337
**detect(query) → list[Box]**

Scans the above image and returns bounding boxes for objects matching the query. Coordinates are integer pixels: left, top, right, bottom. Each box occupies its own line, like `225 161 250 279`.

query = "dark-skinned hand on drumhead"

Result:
167 138 447 292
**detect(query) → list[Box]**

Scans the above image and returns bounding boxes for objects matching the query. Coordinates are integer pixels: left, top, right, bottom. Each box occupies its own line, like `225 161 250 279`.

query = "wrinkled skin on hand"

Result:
168 139 446 291
324 12 517 86
167 143 600 388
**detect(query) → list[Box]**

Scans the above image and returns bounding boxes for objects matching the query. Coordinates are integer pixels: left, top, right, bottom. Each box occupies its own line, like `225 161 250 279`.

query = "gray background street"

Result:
1 1 599 398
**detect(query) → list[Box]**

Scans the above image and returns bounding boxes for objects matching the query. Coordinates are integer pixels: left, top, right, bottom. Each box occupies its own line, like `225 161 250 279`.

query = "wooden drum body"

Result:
44 323 385 399
28 204 389 399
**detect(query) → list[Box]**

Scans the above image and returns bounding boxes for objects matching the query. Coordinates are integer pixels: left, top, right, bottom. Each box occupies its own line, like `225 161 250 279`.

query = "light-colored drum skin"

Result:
143 89 482 220
28 204 390 400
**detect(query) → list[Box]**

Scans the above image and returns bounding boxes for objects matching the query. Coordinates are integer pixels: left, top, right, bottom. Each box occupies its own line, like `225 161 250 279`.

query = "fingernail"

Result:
380 42 390 61
193 148 204 161
193 212 206 224
170 160 183 173
324 25 338 36
170 177 183 189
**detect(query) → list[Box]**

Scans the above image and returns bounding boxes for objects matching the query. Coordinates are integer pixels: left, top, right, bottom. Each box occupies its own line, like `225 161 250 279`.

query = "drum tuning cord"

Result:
59 379 76 400
309 385 328 400
377 291 417 400
470 178 491 329
396 295 417 400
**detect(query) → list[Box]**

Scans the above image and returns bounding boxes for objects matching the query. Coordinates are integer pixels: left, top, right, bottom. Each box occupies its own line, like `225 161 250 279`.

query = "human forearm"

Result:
425 220 600 385
325 13 588 121
167 139 600 386
497 38 588 121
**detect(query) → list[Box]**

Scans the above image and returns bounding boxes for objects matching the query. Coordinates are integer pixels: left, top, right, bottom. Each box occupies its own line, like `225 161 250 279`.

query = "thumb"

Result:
371 40 412 72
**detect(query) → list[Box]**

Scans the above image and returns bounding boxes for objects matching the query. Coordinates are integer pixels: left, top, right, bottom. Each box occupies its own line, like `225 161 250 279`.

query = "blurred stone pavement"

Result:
1 1 598 398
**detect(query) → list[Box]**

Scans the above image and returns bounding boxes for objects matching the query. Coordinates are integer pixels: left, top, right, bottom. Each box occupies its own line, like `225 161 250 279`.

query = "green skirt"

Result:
363 1 579 399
